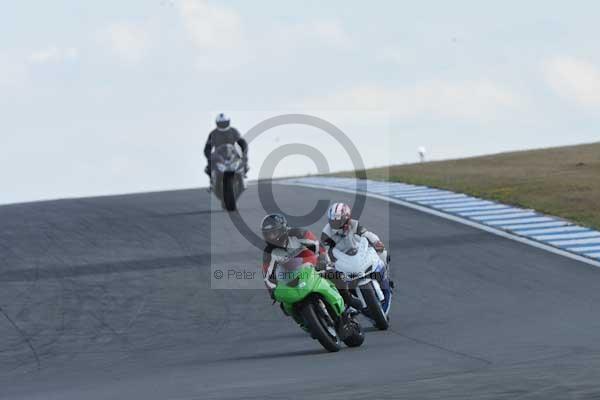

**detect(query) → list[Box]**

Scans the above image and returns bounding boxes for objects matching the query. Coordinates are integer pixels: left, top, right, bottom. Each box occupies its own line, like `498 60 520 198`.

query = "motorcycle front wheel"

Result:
222 173 237 211
299 300 341 352
360 281 389 330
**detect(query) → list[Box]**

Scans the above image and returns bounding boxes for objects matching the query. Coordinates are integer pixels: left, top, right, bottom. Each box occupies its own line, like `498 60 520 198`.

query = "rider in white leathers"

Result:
320 203 388 265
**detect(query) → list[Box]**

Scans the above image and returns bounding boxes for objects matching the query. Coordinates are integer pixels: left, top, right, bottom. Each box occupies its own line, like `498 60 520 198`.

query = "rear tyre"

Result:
299 301 341 352
361 281 389 330
222 173 237 211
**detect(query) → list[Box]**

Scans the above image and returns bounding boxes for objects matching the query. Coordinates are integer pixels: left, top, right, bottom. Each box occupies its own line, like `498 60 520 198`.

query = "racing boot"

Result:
337 308 361 341
339 289 363 313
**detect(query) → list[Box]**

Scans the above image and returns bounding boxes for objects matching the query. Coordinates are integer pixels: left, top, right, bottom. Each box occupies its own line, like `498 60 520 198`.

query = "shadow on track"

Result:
157 207 254 218
215 348 327 363
157 209 224 217
0 253 214 282
245 331 309 343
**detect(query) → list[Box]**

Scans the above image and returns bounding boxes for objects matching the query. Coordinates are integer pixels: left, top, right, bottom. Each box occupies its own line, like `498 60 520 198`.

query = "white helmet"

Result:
327 202 352 231
215 113 230 130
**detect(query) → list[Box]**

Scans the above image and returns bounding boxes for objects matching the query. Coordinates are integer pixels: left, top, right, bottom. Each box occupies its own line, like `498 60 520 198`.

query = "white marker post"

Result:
418 146 427 163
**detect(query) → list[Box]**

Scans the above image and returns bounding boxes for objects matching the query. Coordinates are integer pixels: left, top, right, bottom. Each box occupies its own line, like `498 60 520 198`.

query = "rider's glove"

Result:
373 240 385 253
316 253 329 272
242 156 249 173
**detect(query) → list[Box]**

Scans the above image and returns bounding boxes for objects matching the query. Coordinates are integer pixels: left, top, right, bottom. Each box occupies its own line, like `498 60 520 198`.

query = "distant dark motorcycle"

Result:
210 144 245 211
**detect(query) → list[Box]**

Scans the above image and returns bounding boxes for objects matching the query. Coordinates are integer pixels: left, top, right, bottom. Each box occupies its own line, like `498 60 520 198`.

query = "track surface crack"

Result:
0 305 41 371
390 327 493 366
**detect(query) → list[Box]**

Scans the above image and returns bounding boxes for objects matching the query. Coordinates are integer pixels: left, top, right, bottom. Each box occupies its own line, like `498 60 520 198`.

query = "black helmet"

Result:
215 113 230 130
261 214 289 248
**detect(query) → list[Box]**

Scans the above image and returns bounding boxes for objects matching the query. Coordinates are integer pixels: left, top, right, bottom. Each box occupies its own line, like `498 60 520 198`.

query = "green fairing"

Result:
274 266 344 317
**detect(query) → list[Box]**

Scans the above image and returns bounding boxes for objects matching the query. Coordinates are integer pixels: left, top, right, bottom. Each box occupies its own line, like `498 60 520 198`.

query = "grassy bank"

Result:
336 142 600 230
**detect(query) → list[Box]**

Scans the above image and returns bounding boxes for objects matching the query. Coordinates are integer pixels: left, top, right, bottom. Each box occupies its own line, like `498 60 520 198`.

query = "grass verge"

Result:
335 142 600 230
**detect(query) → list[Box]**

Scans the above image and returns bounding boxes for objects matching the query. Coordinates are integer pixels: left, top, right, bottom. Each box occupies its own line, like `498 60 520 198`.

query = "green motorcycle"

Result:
273 248 364 352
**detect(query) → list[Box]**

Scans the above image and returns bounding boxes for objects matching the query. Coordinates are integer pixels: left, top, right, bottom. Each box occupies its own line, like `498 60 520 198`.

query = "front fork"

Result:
355 252 393 314
356 278 386 306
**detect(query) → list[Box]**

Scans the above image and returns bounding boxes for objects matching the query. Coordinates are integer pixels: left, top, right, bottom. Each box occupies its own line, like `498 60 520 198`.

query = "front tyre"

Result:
361 281 389 330
222 173 237 211
299 301 341 352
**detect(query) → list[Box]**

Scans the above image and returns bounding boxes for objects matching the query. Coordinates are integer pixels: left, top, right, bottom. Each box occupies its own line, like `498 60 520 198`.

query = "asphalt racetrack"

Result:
1 183 600 399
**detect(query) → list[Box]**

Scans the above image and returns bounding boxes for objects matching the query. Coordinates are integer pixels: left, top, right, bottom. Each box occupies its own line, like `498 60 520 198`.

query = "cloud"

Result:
543 57 600 107
178 0 242 49
377 46 406 65
175 2 348 72
278 19 351 49
298 80 524 120
315 21 348 46
103 23 150 64
29 46 78 64
0 54 28 88
1 46 78 90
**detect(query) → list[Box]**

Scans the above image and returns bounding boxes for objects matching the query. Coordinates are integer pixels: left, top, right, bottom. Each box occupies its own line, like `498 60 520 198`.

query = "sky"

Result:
1 0 600 204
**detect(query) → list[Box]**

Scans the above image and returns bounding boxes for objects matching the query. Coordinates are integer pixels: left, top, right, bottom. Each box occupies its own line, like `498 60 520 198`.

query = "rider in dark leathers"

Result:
261 214 363 327
204 113 248 176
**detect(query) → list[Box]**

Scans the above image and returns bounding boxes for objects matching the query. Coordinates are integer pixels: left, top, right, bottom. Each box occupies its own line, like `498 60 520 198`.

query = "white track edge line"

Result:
278 180 600 269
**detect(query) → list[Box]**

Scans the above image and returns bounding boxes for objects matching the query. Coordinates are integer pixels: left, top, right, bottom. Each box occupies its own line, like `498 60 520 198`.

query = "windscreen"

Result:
276 257 310 284
213 144 238 163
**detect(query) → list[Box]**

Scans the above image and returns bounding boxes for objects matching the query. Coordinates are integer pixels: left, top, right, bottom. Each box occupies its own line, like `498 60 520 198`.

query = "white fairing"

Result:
332 236 384 281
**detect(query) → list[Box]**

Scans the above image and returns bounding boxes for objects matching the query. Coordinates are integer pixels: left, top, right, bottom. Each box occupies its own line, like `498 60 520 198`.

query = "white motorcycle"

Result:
332 235 393 330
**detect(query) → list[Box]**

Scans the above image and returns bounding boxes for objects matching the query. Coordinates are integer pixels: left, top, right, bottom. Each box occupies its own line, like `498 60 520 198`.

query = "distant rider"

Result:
204 113 249 177
260 214 363 316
